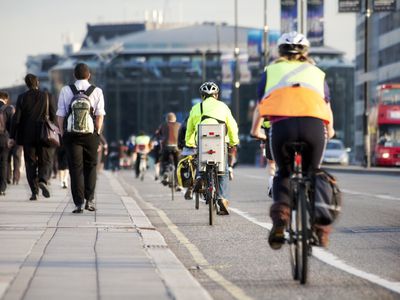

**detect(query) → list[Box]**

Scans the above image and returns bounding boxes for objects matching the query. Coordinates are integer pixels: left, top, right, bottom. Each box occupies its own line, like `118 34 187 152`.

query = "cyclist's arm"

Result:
250 106 267 140
226 109 239 146
326 103 335 139
185 109 197 148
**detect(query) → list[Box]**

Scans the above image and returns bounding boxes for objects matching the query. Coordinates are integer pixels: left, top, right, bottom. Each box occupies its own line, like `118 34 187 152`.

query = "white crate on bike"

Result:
198 124 226 174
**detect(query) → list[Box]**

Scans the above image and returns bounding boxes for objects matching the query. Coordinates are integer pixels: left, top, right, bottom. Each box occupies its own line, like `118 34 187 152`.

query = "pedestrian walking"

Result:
0 91 15 195
11 74 56 200
56 63 105 213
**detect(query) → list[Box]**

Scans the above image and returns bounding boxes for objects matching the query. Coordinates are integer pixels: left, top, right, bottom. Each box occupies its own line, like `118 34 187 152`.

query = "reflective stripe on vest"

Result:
263 62 325 100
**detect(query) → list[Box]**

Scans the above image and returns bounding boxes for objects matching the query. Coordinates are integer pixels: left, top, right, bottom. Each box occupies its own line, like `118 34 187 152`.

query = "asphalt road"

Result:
117 166 400 300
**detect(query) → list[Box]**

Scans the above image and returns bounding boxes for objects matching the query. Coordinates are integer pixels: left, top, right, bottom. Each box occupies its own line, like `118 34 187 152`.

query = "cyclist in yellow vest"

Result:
185 82 239 215
250 32 334 249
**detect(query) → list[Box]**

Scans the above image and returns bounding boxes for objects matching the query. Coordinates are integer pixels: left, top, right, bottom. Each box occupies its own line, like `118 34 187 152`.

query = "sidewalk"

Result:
0 171 212 300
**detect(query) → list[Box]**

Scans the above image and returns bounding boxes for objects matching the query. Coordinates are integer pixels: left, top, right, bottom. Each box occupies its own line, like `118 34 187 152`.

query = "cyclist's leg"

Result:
135 153 140 177
268 119 297 249
160 148 169 184
216 161 229 215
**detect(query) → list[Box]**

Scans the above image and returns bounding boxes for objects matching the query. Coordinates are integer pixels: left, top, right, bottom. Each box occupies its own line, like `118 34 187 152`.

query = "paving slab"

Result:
0 170 212 300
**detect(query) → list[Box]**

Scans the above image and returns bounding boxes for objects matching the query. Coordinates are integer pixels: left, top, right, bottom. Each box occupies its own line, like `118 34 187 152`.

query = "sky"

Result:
0 0 355 88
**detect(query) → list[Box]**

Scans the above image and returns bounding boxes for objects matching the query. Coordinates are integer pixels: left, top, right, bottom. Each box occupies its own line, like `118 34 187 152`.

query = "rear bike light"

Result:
294 153 302 166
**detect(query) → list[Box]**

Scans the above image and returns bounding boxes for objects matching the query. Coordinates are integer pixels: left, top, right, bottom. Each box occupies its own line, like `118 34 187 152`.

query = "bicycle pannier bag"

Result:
312 169 342 225
66 85 96 134
177 155 195 188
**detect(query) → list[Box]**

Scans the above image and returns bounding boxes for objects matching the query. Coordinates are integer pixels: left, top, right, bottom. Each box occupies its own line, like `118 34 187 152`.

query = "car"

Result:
322 139 350 166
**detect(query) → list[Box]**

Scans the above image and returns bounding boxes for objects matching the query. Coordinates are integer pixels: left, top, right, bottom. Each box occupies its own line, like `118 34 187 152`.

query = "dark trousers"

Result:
160 147 179 175
63 133 99 207
0 146 9 192
23 144 53 195
270 117 326 207
7 145 22 184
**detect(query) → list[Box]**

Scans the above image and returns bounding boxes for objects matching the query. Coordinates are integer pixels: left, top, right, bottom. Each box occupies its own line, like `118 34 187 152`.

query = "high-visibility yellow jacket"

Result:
185 97 239 147
258 61 332 124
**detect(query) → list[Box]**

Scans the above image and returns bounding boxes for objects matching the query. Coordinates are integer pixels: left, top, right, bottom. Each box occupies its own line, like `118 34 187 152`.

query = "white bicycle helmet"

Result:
199 81 219 96
278 32 310 54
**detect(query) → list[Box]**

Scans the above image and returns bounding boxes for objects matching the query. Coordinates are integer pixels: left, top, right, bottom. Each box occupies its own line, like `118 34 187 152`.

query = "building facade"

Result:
354 2 400 163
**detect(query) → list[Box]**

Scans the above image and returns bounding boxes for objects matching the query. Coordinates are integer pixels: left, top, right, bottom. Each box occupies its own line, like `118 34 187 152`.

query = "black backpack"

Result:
311 169 342 225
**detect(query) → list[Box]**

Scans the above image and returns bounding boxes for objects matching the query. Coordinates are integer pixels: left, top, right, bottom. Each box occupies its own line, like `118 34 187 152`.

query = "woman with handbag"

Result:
11 74 57 200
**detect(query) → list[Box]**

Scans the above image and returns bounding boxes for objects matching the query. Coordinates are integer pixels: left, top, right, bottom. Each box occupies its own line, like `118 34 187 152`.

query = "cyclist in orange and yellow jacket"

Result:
251 32 335 249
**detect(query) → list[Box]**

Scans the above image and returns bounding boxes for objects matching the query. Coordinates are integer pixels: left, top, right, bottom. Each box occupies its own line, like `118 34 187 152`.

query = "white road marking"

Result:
242 174 400 201
230 206 400 294
341 189 400 201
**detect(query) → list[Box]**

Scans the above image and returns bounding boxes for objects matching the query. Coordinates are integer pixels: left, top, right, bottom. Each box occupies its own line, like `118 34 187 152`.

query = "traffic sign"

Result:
338 0 361 12
373 0 396 11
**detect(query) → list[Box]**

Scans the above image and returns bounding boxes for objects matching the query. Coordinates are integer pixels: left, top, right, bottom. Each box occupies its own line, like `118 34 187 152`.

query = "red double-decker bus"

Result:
369 84 400 167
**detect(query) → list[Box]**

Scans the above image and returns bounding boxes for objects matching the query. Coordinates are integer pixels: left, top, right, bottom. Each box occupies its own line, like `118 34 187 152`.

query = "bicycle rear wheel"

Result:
170 166 175 201
195 192 200 209
289 207 299 280
139 157 146 181
206 166 216 225
296 184 309 284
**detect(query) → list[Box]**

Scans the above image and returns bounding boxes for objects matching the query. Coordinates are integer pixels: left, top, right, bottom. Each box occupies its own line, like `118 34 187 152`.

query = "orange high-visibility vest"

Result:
258 61 332 124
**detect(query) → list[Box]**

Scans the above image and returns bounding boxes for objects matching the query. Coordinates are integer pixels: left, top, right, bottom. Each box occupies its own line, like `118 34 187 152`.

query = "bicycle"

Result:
137 152 147 181
286 142 317 285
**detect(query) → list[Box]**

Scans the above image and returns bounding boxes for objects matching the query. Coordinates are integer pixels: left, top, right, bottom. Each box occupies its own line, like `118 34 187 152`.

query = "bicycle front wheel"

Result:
296 184 309 284
289 206 298 280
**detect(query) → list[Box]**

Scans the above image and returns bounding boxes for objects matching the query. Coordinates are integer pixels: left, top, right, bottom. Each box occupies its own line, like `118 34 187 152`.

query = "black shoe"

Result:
268 222 286 250
0 191 5 196
193 177 203 193
85 200 96 211
72 206 83 213
184 188 193 200
30 194 38 201
39 182 50 198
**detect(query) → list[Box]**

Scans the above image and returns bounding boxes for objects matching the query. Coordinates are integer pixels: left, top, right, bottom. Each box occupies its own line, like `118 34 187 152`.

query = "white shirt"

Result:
56 79 106 117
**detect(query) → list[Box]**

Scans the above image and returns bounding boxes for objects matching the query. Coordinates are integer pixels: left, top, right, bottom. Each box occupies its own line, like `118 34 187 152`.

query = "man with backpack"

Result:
0 91 15 195
57 63 106 213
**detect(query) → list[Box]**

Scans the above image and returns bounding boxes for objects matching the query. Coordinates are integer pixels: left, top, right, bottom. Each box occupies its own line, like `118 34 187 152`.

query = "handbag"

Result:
40 93 60 147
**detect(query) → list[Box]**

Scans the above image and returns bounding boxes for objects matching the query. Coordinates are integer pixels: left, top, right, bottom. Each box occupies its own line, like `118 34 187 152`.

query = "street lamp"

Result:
363 1 372 168
234 0 240 125
263 0 269 66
